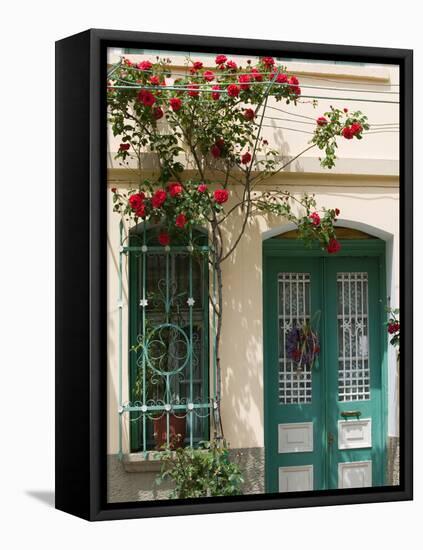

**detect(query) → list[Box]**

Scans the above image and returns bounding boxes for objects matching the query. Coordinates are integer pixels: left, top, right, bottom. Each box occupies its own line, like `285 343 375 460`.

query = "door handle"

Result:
341 410 362 420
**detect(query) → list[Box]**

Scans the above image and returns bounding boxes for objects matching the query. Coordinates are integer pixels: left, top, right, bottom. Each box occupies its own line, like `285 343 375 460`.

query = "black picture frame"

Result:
55 28 413 521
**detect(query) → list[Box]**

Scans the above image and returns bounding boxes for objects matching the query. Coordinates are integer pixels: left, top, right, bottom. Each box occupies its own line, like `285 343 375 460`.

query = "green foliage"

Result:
156 440 244 498
312 107 370 169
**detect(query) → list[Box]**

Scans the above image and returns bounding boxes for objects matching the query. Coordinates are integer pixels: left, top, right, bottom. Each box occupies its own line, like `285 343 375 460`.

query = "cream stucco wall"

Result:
107 52 399 454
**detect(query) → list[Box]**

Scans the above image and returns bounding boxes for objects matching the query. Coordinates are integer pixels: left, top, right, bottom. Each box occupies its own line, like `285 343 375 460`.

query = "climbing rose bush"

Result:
107 54 364 253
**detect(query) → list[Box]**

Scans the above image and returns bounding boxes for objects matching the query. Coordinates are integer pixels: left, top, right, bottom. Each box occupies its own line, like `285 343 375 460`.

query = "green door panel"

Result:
264 241 387 493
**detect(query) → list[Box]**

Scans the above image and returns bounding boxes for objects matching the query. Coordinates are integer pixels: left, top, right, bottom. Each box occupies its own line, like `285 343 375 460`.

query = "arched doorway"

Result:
263 228 388 492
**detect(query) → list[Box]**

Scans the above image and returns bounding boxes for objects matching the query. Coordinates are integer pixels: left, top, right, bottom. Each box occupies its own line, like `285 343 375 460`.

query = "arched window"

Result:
128 224 210 452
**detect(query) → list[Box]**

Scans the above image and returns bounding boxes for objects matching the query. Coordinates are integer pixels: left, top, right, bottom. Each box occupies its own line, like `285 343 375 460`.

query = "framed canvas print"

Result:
55 29 413 521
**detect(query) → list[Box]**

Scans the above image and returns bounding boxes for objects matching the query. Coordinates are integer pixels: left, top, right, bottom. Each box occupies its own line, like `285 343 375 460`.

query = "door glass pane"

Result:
278 273 312 404
337 272 370 401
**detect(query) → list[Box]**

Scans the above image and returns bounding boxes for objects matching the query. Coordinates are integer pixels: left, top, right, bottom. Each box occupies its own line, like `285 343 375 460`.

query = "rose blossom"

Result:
203 70 215 82
288 75 301 96
342 126 354 140
119 143 130 151
188 83 200 97
251 68 263 81
316 116 328 126
135 203 146 218
351 122 363 135
197 184 207 193
335 208 340 216
129 192 145 211
153 106 164 120
238 74 251 90
243 108 255 121
175 213 187 228
137 89 156 107
241 151 252 164
137 60 153 71
262 56 275 67
226 60 237 70
326 238 342 254
192 61 203 71
151 189 167 208
149 75 160 85
168 182 183 197
388 322 400 334
215 54 227 65
211 85 221 100
227 84 240 97
111 187 117 193
309 212 321 226
213 189 229 204
158 232 170 246
170 97 182 111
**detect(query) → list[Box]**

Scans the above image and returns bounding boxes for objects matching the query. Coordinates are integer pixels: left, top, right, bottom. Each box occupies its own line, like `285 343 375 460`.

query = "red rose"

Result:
351 122 363 135
168 182 183 197
170 97 182 111
243 108 255 121
227 84 240 97
197 183 207 193
153 106 164 120
119 143 130 151
342 126 354 139
241 151 252 165
326 238 342 254
192 61 203 71
124 58 133 67
213 189 229 204
158 232 170 246
137 60 153 71
226 60 237 70
388 322 400 334
238 74 251 90
251 68 263 81
309 212 321 226
149 75 160 86
211 85 221 100
335 208 340 216
215 54 227 65
274 73 288 84
211 144 222 158
316 116 328 126
288 76 301 96
135 203 146 218
262 56 275 67
129 192 145 211
151 189 167 208
188 83 200 97
203 70 215 82
344 107 348 113
111 187 117 193
175 213 187 228
137 89 156 107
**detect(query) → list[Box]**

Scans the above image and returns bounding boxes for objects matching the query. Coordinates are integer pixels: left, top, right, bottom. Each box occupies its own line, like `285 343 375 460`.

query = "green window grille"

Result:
117 222 215 456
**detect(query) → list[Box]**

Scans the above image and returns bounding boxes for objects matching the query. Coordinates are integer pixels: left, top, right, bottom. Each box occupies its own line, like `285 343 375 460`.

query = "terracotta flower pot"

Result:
153 414 186 449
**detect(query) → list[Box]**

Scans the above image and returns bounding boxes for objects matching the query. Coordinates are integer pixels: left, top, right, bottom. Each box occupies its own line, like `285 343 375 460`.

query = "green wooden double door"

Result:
264 249 387 492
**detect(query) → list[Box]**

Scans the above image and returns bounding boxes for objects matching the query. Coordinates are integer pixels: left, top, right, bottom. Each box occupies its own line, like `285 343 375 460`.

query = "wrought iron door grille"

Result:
337 272 371 401
278 272 312 404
